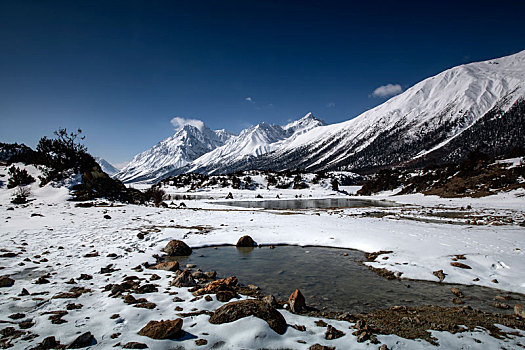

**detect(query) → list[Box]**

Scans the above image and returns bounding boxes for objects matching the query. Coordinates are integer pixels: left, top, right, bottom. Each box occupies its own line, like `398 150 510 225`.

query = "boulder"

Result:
67 332 95 348
216 290 238 302
236 235 256 247
288 289 306 313
209 299 287 335
170 269 198 287
263 294 279 308
138 319 184 339
0 276 15 288
163 240 192 256
325 325 345 340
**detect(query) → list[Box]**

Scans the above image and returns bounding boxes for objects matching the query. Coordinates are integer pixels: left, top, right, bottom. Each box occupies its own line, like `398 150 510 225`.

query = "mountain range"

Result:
116 50 525 183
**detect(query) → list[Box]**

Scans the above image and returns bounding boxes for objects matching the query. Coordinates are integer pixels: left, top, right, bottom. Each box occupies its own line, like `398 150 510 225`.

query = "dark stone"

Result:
325 325 345 340
216 290 238 302
19 288 30 296
309 344 335 350
209 299 287 335
235 235 256 247
67 332 95 348
432 270 446 282
123 342 148 349
104 215 111 219
163 240 192 256
0 275 15 287
195 339 208 346
138 319 184 339
8 313 25 320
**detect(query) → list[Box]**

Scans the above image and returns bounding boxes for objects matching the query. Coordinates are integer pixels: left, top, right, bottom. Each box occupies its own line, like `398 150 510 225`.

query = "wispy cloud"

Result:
245 97 254 102
371 84 403 98
170 117 205 130
326 102 336 108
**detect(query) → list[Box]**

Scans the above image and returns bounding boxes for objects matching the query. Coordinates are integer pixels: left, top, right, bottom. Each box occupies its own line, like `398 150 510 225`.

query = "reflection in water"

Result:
167 245 523 314
213 198 397 210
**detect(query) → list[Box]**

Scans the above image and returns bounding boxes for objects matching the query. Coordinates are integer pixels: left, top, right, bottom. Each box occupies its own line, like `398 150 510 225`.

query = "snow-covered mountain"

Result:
119 50 525 182
190 50 525 174
115 124 235 183
94 157 119 176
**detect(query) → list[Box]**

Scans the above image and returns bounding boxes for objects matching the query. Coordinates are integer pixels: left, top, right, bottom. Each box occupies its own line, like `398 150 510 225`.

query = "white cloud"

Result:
245 97 253 102
326 102 336 108
371 84 403 98
170 117 205 130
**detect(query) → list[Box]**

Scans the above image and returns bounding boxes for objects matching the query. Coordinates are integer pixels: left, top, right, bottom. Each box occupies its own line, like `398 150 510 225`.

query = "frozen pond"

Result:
213 197 398 210
169 245 523 313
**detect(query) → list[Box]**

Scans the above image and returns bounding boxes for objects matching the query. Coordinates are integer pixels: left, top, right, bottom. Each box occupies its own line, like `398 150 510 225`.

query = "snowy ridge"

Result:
94 157 119 176
116 124 235 183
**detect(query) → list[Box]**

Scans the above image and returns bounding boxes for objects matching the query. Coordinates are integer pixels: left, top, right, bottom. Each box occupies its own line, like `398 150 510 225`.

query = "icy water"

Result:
214 197 397 210
169 245 523 314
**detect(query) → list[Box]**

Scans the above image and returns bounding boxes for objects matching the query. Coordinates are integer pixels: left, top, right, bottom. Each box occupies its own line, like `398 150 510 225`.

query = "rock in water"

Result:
193 276 238 295
209 299 287 335
163 240 192 256
288 289 306 313
154 261 179 271
515 304 525 318
170 269 198 287
450 287 464 298
236 235 256 247
138 319 184 339
67 332 95 348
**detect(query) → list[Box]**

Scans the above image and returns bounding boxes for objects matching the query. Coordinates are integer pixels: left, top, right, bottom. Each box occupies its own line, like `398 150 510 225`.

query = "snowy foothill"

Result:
1 164 525 349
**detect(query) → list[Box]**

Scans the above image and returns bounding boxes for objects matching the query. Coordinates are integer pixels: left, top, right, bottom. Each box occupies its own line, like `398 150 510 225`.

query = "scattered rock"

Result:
491 302 510 309
450 262 471 269
309 344 335 350
236 235 256 247
150 274 161 281
288 289 306 313
315 320 328 327
170 269 198 287
193 276 238 296
432 270 446 282
450 288 463 298
204 295 213 302
78 274 92 280
65 279 76 284
66 303 83 310
154 261 179 272
138 319 184 339
32 336 61 350
35 276 50 284
163 240 192 256
19 288 30 296
209 299 287 335
19 320 35 329
195 339 208 346
204 271 216 279
225 192 233 199
104 215 111 219
135 302 157 309
67 331 95 348
123 342 148 349
515 304 525 318
83 251 99 258
452 297 464 305
8 313 25 320
110 314 120 319
325 325 345 340
492 279 499 284
291 324 306 331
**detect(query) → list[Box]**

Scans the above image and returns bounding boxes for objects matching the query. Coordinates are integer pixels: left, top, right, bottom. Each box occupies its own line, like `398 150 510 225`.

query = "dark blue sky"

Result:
1 0 524 165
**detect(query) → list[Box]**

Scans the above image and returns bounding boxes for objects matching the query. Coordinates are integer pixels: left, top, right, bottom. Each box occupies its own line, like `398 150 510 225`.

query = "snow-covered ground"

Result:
1 165 524 349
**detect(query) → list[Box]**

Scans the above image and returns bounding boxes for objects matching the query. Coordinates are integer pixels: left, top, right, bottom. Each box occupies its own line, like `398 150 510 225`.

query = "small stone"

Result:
432 270 445 282
491 279 499 283
515 304 525 318
170 269 198 287
204 295 213 302
154 261 179 271
123 342 148 349
138 319 184 339
78 274 93 280
110 314 120 319
66 303 83 310
195 339 208 346
450 262 471 269
216 290 237 302
315 320 328 327
150 274 161 281
309 344 335 350
8 313 25 320
452 297 464 304
291 324 306 331
263 295 278 308
491 302 510 309
288 289 306 313
18 288 30 296
35 276 50 284
104 215 111 219
325 325 345 340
